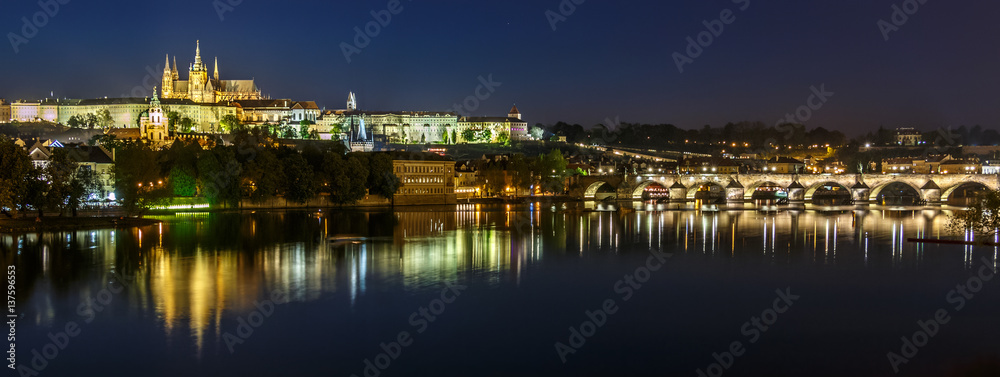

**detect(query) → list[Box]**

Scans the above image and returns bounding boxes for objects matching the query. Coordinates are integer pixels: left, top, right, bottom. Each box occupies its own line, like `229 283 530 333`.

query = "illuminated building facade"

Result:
312 94 527 144
392 153 457 205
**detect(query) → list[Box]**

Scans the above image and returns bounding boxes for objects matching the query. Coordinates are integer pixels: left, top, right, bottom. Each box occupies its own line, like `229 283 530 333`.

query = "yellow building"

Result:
392 153 456 205
0 99 8 121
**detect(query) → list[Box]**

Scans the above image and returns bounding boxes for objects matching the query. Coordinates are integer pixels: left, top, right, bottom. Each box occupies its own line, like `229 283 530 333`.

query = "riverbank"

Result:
0 217 160 233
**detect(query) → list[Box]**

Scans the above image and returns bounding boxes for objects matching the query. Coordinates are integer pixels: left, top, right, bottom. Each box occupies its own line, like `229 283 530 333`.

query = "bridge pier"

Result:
851 182 870 204
670 182 687 203
726 179 745 203
788 182 805 203
921 181 941 205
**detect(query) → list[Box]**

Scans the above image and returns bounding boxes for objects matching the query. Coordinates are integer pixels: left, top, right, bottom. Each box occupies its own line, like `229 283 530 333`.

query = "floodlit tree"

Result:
97 109 114 129
949 189 1000 238
529 126 545 140
0 136 34 217
299 120 313 139
219 114 242 133
167 111 181 133
179 117 195 133
67 115 83 128
84 113 99 129
496 131 510 146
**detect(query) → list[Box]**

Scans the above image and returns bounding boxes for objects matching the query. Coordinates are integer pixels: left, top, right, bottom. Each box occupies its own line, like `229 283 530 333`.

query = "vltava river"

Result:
4 203 999 377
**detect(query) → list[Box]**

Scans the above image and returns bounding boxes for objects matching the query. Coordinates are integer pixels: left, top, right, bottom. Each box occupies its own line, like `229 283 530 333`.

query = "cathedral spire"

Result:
194 40 203 67
163 54 170 73
214 57 219 80
172 56 178 76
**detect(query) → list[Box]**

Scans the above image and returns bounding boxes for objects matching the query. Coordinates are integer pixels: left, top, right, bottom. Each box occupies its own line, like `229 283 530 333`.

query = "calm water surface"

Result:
4 203 1000 377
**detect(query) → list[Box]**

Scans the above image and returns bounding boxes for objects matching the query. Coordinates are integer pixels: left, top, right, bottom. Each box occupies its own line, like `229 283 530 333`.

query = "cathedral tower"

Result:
189 40 209 103
161 54 174 98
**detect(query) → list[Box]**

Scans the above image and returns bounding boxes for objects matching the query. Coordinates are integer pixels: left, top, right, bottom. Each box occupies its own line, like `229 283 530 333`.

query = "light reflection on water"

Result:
2 204 996 362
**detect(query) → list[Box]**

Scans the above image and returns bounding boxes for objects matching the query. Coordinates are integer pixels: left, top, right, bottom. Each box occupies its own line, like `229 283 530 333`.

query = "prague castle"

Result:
161 41 264 103
0 41 529 144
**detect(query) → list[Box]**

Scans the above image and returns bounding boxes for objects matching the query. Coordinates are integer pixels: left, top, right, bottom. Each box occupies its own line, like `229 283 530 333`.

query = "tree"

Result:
529 126 545 140
241 148 282 203
478 162 506 197
0 136 34 217
950 189 1000 237
179 117 195 133
420 133 426 144
510 154 534 194
496 131 510 146
442 129 450 144
197 146 241 208
84 113 99 129
281 153 317 204
451 129 457 145
461 129 477 143
169 165 197 197
167 111 181 133
220 114 241 133
67 115 83 128
537 149 569 194
282 125 297 139
112 142 170 216
69 168 101 216
299 120 313 139
322 152 368 205
367 154 400 199
44 148 82 215
97 109 113 129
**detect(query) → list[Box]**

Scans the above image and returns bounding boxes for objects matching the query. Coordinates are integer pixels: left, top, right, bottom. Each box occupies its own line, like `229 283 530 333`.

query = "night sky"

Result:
2 0 999 136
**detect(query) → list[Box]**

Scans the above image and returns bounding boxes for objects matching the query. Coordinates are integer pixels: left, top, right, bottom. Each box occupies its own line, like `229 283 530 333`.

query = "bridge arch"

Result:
804 181 851 201
630 180 670 200
744 181 784 200
686 181 726 200
869 180 923 202
584 181 615 199
942 181 992 203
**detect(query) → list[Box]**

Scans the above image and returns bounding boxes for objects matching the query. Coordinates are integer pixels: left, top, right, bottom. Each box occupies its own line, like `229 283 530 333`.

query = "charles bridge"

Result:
569 173 1000 203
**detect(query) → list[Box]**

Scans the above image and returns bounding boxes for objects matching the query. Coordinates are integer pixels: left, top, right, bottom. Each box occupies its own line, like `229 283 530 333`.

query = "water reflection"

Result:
2 204 994 359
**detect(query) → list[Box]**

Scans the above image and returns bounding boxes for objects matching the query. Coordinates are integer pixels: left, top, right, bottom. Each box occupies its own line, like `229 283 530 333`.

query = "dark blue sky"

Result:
2 0 999 136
